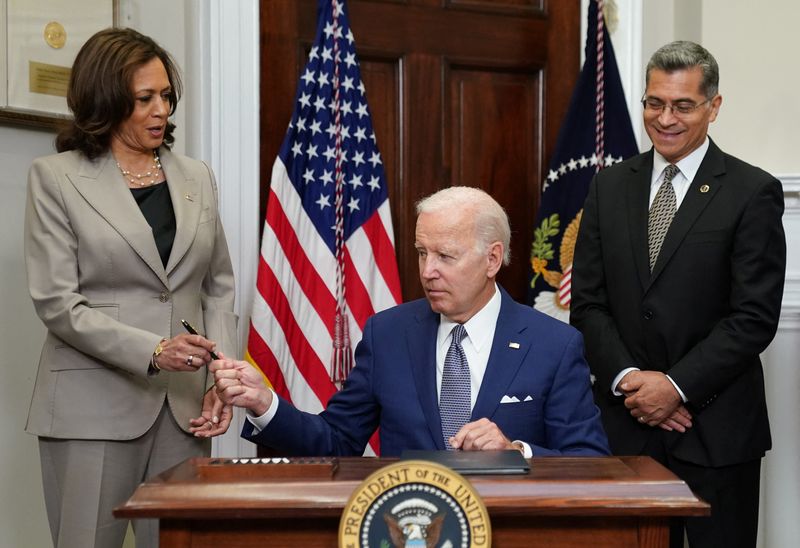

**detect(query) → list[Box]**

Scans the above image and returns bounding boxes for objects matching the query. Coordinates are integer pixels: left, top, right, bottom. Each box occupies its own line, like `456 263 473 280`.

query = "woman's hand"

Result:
189 387 233 438
153 333 218 372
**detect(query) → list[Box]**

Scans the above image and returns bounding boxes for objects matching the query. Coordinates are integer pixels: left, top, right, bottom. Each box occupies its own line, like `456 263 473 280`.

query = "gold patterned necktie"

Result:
648 164 679 271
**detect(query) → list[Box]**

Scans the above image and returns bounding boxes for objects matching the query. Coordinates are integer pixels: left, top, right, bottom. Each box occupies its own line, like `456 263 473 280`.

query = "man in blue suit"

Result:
210 186 609 457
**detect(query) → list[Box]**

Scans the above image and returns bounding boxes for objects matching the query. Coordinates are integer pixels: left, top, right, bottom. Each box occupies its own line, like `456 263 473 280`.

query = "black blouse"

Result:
130 181 176 268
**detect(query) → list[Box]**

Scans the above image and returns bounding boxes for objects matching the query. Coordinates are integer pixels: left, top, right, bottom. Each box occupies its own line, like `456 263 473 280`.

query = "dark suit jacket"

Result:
571 139 785 467
244 287 610 456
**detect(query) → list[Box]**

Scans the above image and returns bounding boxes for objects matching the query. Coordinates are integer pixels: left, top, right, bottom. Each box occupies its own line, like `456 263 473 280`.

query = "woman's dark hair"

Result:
56 27 182 159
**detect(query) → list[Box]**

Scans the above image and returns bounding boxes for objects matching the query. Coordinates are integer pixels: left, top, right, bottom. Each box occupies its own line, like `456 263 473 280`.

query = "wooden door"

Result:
261 0 580 303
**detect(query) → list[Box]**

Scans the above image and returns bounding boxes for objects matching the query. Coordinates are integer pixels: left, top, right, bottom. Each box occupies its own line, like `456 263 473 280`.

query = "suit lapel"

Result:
472 289 529 422
67 150 168 286
406 308 446 449
647 141 725 286
625 152 654 289
161 149 201 275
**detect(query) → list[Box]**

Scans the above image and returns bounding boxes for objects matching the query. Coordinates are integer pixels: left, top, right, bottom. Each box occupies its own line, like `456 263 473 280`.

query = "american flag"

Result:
527 0 637 322
246 0 401 454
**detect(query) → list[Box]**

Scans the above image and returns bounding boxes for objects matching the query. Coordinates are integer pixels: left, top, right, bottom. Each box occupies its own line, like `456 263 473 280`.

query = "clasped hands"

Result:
618 370 693 432
202 356 520 452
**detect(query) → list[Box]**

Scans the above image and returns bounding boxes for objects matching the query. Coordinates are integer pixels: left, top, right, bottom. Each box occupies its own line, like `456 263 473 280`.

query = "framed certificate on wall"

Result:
0 0 116 129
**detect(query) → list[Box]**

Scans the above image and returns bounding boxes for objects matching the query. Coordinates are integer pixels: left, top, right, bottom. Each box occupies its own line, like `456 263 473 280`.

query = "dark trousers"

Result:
644 431 761 548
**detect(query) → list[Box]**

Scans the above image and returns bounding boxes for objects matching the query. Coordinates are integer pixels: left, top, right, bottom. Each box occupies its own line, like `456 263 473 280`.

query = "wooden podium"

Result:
115 456 708 547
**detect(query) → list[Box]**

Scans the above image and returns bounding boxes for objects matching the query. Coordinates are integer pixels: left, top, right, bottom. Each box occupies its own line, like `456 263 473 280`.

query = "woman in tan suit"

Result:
24 28 237 548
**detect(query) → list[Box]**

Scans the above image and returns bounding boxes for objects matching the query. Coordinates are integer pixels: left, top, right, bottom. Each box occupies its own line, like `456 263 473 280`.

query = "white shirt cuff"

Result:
666 374 688 403
611 367 639 395
245 388 279 434
513 440 533 458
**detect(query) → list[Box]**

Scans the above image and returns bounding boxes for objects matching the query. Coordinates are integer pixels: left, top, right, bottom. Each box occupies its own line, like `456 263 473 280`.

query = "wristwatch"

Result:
149 338 168 374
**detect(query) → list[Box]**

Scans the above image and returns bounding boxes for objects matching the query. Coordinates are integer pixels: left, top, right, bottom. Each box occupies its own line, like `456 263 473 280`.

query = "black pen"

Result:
180 319 220 360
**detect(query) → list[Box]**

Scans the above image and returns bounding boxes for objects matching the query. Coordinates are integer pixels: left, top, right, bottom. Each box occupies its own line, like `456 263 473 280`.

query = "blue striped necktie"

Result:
440 324 471 449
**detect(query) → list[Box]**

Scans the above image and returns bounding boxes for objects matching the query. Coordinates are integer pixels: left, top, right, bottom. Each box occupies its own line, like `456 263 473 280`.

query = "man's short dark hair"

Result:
646 40 719 99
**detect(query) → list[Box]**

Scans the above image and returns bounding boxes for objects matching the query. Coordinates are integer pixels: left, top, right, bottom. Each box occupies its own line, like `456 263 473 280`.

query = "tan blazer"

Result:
24 147 238 440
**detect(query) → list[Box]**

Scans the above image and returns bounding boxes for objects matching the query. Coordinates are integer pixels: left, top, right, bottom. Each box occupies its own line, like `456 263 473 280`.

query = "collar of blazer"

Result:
67 147 202 286
405 285 531 449
626 139 726 289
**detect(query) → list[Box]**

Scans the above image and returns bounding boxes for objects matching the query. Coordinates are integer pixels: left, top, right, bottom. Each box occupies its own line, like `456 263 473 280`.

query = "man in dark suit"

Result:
570 41 785 548
207 186 609 457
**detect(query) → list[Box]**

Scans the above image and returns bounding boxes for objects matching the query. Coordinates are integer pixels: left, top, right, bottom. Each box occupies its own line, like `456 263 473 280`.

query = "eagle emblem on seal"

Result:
383 498 445 548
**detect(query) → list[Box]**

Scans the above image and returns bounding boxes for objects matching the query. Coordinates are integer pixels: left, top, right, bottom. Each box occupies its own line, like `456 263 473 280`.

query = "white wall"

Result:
700 0 799 175
0 125 56 548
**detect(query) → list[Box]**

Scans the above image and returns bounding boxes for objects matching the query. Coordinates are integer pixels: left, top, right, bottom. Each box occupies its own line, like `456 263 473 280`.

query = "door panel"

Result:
261 0 580 302
448 68 541 290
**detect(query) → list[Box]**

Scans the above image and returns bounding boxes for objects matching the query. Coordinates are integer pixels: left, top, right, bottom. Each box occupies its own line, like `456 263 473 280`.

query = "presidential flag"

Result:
246 0 401 454
528 0 638 321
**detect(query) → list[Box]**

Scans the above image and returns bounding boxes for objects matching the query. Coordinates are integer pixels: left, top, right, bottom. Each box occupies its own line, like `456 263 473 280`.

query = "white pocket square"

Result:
524 395 533 402
500 395 520 403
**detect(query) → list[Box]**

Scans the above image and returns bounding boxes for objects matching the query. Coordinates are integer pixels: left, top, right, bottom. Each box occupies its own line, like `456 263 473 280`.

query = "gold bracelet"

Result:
151 337 168 371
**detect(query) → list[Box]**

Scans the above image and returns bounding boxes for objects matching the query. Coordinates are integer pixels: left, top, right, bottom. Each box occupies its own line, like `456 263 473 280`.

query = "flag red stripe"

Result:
361 210 403 304
343 247 373 330
266 188 336 336
257 258 338 405
247 321 290 403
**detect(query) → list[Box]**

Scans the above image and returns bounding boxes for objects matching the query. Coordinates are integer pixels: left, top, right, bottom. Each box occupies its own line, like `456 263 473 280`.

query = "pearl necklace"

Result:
116 150 162 187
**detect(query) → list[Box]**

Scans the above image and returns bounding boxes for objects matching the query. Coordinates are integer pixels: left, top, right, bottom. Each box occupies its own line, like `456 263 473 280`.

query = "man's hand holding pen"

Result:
208 356 273 417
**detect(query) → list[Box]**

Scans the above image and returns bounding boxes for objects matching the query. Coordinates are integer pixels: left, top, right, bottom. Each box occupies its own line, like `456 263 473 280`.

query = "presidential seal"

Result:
339 460 491 548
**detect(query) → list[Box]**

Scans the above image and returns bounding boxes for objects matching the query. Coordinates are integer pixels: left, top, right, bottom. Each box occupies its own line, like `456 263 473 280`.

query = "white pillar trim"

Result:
194 0 260 458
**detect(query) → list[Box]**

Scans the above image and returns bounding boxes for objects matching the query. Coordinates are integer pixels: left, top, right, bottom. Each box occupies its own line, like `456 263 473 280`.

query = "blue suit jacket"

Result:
244 287 609 457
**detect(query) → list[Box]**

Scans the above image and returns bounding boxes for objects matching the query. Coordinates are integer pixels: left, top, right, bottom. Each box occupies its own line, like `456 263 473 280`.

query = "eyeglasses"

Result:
641 96 712 116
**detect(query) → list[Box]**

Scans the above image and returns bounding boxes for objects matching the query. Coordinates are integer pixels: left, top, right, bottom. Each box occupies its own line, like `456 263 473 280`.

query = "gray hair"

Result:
415 186 511 266
646 41 719 98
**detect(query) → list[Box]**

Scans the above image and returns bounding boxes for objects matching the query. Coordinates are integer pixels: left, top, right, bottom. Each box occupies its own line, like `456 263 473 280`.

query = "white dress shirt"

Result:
435 283 501 408
648 137 710 210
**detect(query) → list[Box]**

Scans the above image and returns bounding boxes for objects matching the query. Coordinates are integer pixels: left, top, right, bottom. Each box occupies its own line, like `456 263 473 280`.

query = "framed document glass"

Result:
0 0 116 129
